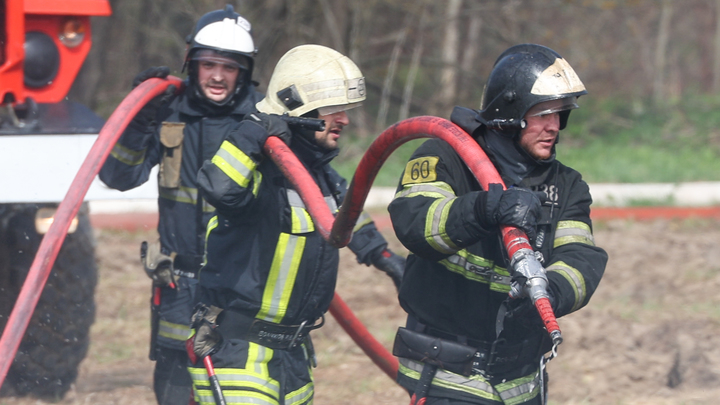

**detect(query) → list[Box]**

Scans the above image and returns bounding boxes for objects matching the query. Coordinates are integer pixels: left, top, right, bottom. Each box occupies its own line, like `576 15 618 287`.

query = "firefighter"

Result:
388 44 608 404
186 44 404 404
98 5 263 404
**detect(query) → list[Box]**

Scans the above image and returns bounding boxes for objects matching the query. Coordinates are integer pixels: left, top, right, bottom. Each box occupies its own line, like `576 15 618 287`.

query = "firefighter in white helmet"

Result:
98 5 263 404
187 44 405 403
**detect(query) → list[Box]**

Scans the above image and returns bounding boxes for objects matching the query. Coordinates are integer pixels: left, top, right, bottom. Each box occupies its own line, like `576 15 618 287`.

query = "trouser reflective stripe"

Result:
189 343 280 405
158 320 191 341
284 381 313 405
399 357 501 402
495 370 543 405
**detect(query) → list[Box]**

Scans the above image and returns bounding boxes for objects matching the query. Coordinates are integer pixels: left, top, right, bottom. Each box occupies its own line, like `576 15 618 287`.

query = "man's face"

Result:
196 55 241 103
518 100 564 160
315 111 349 150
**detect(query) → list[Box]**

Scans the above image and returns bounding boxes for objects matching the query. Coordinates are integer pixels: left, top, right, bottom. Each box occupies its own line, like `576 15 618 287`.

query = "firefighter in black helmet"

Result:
388 44 608 404
98 5 263 404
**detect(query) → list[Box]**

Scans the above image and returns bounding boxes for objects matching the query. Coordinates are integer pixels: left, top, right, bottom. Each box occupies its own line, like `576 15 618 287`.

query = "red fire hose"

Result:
266 116 562 382
0 79 560 391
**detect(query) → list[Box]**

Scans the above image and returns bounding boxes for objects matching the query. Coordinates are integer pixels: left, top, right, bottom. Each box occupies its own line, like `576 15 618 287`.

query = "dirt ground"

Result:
4 216 720 405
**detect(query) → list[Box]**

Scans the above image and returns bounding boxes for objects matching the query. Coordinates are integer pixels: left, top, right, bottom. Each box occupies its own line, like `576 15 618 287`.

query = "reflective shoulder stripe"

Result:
110 143 145 166
287 190 315 233
554 220 595 248
425 197 459 254
546 260 587 312
158 320 191 341
159 186 216 212
257 233 306 322
212 140 257 188
440 251 511 293
394 181 456 200
398 358 501 402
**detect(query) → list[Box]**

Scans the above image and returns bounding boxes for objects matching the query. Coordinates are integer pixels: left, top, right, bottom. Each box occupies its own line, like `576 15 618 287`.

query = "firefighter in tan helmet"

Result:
187 44 405 403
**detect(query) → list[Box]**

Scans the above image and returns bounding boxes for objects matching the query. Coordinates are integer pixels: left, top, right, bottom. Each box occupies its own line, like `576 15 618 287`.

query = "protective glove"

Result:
187 304 224 364
140 241 176 288
244 112 292 146
505 288 557 328
371 248 406 291
131 66 176 127
475 183 542 240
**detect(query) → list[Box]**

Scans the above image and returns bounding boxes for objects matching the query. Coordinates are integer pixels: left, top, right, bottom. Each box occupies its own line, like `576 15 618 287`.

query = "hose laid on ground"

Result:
0 76 184 388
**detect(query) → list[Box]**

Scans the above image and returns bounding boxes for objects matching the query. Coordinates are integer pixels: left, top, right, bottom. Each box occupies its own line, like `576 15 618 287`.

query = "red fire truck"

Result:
0 0 113 399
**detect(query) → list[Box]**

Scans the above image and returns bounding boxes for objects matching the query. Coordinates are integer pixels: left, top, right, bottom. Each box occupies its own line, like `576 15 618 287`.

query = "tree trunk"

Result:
399 3 429 121
376 29 407 130
653 0 673 105
460 8 482 108
713 0 720 92
435 0 463 115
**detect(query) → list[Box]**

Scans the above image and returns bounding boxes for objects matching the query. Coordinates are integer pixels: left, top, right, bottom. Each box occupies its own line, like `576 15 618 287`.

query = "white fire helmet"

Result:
256 44 366 117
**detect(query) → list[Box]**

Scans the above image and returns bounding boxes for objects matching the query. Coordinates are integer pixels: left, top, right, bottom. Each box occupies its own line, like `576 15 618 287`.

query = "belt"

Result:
173 254 203 278
420 325 548 377
217 309 324 350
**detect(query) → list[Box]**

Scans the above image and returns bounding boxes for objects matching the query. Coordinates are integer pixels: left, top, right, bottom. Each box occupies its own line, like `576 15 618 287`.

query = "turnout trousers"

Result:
188 337 314 405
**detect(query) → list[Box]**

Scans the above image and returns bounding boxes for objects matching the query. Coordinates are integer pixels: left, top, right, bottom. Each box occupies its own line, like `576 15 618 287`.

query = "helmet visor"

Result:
318 102 363 116
526 97 578 118
192 49 248 71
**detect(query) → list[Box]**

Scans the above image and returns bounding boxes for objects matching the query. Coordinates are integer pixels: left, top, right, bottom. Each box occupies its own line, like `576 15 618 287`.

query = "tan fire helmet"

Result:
256 44 366 117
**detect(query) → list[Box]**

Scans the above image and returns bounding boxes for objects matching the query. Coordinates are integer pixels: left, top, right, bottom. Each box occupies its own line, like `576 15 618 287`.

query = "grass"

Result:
332 95 720 186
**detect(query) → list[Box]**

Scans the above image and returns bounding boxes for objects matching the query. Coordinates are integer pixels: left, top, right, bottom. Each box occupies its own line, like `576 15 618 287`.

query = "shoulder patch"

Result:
401 156 439 185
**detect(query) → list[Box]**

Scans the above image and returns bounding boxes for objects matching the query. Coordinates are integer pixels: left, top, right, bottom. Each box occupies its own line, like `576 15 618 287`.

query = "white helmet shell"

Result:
256 44 366 117
193 16 255 55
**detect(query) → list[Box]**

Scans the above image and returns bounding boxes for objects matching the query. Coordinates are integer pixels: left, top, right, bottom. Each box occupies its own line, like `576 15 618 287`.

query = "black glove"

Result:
505 289 557 328
244 112 292 145
475 183 542 240
131 66 175 127
133 66 170 88
372 248 405 291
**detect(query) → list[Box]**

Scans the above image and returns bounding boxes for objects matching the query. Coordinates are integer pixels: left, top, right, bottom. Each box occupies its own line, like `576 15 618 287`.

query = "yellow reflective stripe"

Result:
158 320 191 341
212 140 257 188
353 211 373 232
159 186 216 212
287 190 315 233
495 369 542 405
110 143 145 166
553 220 595 248
398 358 501 402
547 261 587 311
424 197 458 254
257 233 306 322
394 181 456 200
440 251 511 293
188 344 280 404
251 170 263 197
284 381 313 405
290 207 314 233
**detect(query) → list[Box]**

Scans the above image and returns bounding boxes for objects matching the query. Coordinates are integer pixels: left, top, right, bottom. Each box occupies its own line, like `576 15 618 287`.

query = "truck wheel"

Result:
0 204 97 400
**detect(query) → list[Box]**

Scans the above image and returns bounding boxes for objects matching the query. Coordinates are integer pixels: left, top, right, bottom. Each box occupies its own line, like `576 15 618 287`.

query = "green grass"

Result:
332 95 720 186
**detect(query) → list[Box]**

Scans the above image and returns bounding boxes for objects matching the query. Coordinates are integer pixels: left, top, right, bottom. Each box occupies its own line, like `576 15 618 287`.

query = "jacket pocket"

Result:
159 122 185 188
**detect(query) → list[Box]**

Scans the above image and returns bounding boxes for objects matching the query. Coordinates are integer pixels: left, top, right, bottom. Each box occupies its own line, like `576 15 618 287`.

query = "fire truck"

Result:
0 0 154 399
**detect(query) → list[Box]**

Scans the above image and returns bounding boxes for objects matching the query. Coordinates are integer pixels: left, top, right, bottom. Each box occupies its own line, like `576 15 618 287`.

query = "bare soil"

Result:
4 217 720 405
